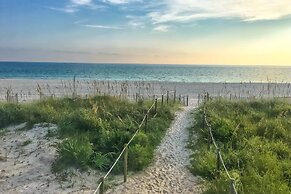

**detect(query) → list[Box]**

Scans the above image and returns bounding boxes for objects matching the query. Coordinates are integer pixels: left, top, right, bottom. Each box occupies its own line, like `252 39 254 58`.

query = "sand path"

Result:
107 100 202 194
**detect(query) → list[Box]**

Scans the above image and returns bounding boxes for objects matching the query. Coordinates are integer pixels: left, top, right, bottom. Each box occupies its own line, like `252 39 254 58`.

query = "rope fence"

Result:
202 93 238 194
1 86 189 194
92 90 187 194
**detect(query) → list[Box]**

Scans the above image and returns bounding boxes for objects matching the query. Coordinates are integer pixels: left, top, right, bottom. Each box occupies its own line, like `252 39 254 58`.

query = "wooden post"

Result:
207 129 211 150
186 95 189 106
174 90 176 103
198 94 200 105
202 112 205 129
166 91 169 104
73 75 76 97
124 144 128 183
179 95 181 104
154 99 157 114
216 148 220 171
230 178 237 194
161 95 164 106
100 177 104 194
145 114 148 132
15 93 19 104
136 93 138 102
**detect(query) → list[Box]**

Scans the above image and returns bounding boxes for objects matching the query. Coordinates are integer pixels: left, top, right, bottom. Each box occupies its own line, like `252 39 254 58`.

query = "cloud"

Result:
128 20 145 29
48 6 78 13
48 0 103 13
102 0 142 4
71 0 92 6
83 24 123 29
126 15 146 29
153 25 170 32
147 0 291 23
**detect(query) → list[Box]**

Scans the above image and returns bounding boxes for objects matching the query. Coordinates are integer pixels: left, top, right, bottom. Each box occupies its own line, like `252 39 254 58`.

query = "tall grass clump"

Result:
189 99 291 194
0 96 178 173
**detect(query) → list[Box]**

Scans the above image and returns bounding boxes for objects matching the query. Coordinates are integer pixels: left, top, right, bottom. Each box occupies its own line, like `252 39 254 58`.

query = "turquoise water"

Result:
0 62 290 83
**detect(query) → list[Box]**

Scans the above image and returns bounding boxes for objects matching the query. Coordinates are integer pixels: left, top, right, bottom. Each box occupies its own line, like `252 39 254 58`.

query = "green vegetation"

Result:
22 139 32 146
189 99 291 194
0 128 8 136
0 96 177 172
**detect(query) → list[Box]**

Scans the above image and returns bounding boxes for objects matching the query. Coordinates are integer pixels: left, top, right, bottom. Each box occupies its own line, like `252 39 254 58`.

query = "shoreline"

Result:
0 79 290 102
1 78 291 84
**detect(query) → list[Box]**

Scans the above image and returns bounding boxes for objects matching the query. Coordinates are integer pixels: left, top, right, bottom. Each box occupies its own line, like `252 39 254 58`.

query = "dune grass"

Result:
189 99 291 194
0 96 178 172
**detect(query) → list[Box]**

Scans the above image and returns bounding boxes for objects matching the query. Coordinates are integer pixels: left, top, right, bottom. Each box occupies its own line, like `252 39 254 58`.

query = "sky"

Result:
0 0 291 66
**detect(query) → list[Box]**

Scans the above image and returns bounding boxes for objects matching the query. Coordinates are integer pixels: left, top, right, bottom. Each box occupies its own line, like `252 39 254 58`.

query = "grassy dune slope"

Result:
189 99 291 194
0 96 178 173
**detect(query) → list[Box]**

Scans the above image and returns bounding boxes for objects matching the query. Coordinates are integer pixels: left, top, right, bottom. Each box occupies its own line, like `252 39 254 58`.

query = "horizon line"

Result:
0 60 290 68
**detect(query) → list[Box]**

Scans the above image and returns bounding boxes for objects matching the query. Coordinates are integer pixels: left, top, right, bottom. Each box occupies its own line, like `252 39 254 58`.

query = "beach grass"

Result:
189 99 291 194
0 96 179 173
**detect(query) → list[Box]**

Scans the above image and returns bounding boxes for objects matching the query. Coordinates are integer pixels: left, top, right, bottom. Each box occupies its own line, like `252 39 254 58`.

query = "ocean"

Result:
0 62 290 83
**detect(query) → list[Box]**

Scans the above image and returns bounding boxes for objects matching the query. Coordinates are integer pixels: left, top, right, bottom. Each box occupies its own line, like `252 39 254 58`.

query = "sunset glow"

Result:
0 0 291 66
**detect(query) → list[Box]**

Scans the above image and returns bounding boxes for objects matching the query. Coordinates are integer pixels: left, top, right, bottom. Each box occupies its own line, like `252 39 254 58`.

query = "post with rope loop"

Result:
99 177 104 194
166 91 169 104
230 178 237 194
124 144 128 183
216 148 221 171
145 114 148 132
154 98 157 115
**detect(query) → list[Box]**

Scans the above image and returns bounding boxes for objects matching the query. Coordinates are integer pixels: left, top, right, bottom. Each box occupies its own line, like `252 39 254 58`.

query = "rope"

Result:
92 100 156 194
104 146 127 179
92 92 182 194
218 152 232 180
203 97 238 194
93 182 102 194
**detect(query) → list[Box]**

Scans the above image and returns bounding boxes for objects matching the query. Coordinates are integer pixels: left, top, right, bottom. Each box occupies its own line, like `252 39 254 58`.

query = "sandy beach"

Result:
0 79 290 193
0 123 101 194
0 79 290 102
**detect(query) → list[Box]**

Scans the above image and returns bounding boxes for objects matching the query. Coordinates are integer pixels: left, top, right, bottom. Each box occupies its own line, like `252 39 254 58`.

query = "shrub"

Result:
53 136 93 172
128 144 153 171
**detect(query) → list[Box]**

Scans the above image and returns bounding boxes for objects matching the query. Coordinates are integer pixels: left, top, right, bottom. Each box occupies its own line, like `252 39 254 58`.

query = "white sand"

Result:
0 123 101 194
0 79 290 102
106 99 203 194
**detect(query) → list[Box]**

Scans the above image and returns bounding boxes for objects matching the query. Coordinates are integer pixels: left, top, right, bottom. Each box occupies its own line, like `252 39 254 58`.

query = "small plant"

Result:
0 128 8 136
46 128 58 138
93 152 113 170
22 139 32 146
55 137 93 171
